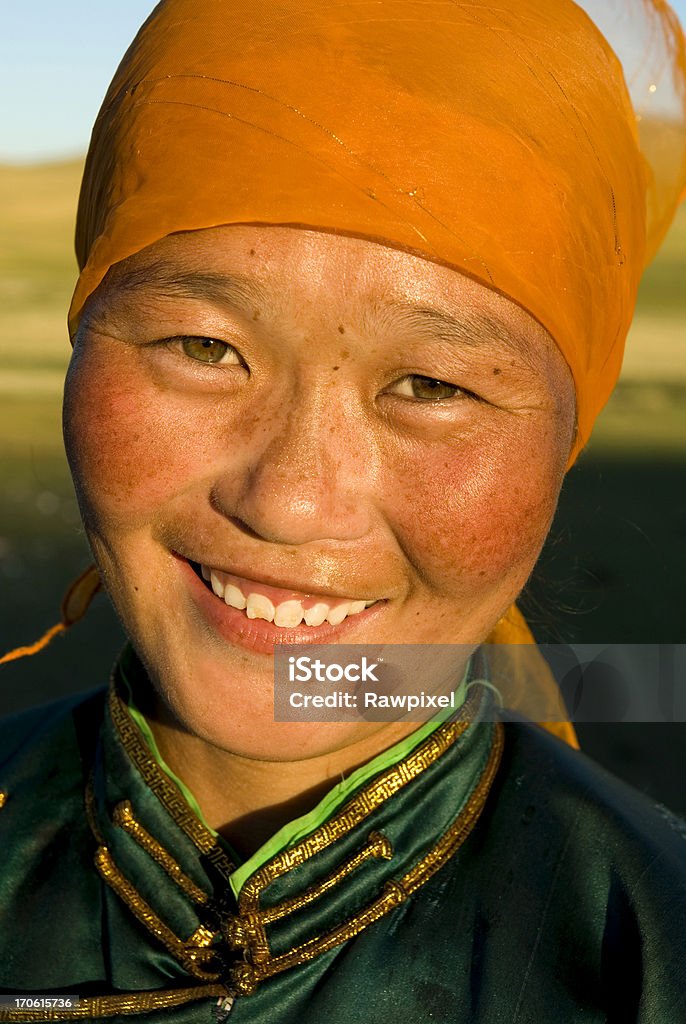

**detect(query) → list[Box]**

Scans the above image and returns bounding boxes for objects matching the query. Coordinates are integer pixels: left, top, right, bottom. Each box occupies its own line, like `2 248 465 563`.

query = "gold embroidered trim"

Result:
223 830 393 956
94 846 220 981
402 721 503 896
239 689 482 915
113 800 210 905
188 924 216 948
0 985 229 1021
230 881 407 996
97 669 497 1000
259 830 392 926
108 680 234 879
0 791 7 810
227 718 503 996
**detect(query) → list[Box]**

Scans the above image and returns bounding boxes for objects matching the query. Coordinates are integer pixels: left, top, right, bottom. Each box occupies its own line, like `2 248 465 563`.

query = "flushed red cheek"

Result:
383 434 560 594
64 354 207 529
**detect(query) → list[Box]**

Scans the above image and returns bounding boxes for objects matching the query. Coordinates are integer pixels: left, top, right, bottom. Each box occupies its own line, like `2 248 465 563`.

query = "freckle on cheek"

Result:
388 444 555 592
67 368 190 523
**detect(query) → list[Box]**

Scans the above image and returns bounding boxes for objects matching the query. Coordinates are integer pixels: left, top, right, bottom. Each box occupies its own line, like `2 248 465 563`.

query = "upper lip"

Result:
181 553 379 604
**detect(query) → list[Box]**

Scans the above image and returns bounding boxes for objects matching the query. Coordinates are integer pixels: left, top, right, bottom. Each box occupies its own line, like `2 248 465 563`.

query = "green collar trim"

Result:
122 682 212 833
119 654 471 898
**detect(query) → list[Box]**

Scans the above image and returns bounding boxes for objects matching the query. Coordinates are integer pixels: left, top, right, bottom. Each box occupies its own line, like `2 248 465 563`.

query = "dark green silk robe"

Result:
0 657 685 1023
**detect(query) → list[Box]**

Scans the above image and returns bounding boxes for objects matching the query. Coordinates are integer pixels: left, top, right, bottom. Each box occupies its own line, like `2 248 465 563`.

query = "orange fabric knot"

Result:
0 565 101 666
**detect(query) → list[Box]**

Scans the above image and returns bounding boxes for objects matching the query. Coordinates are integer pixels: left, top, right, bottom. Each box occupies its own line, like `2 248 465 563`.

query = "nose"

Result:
211 385 377 546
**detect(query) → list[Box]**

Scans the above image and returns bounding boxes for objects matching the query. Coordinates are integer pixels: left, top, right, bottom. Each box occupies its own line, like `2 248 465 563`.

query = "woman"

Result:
0 0 685 1019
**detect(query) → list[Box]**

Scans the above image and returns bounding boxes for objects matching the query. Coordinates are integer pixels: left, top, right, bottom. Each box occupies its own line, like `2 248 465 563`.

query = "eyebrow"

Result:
98 260 269 313
371 300 538 362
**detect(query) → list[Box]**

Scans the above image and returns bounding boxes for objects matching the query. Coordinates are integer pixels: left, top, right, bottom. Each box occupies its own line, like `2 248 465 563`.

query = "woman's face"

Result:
64 226 575 760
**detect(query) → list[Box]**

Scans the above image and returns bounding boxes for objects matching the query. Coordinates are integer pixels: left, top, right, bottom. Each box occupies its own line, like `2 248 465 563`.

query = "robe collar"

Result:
88 651 503 1000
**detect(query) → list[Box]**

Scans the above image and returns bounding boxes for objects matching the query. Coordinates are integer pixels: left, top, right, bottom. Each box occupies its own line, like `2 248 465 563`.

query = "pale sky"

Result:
1 1 159 161
2 0 685 162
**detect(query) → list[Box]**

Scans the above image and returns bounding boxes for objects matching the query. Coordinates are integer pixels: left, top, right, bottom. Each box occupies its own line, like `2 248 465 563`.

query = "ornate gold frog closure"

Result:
84 778 224 982
93 846 222 981
113 800 210 906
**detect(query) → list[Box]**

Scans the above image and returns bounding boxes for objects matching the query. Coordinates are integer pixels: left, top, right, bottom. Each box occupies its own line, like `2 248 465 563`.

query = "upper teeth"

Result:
204 567 374 627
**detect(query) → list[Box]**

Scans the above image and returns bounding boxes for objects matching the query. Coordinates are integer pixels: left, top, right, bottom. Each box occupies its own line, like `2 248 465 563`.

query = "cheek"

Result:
383 419 565 590
63 348 200 531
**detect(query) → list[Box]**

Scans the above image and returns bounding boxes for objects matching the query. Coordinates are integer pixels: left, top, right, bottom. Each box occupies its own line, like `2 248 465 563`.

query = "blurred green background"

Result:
0 160 684 813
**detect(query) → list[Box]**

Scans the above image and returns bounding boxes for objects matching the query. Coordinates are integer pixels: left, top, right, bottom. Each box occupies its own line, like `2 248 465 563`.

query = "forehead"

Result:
88 224 568 375
98 224 523 314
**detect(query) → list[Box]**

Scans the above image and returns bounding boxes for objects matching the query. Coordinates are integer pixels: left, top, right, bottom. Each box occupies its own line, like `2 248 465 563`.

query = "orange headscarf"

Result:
69 0 686 463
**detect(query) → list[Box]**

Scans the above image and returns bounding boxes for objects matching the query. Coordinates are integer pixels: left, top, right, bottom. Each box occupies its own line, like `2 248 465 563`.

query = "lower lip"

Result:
176 556 384 655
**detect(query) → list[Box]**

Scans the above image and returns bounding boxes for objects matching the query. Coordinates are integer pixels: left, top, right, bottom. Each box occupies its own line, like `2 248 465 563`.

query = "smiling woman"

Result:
1 0 686 1020
64 227 575 774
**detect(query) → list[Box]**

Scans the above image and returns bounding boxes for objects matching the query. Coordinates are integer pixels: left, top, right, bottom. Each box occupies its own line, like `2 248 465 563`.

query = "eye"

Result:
389 375 468 401
170 336 243 365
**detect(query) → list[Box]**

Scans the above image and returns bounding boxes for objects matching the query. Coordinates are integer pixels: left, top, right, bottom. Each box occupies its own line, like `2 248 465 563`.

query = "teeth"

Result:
224 584 247 611
246 593 275 622
199 563 377 628
326 602 352 626
304 603 330 627
274 600 305 627
210 571 224 598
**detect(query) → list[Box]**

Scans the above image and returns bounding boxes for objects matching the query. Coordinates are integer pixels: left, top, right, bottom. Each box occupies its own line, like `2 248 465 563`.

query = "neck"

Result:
146 702 421 860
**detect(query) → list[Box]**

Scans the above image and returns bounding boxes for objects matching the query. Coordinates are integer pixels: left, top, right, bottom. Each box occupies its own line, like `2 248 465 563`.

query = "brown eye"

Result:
391 375 462 400
177 336 241 364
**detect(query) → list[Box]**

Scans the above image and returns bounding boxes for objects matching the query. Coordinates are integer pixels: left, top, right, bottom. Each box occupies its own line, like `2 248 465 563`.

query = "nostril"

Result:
209 490 265 540
224 515 265 540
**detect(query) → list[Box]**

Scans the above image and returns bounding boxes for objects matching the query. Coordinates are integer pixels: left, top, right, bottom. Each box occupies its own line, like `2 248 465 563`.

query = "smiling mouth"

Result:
189 560 377 628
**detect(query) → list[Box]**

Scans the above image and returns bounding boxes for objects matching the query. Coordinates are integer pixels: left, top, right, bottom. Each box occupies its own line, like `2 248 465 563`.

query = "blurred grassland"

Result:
0 159 685 711
0 162 88 661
